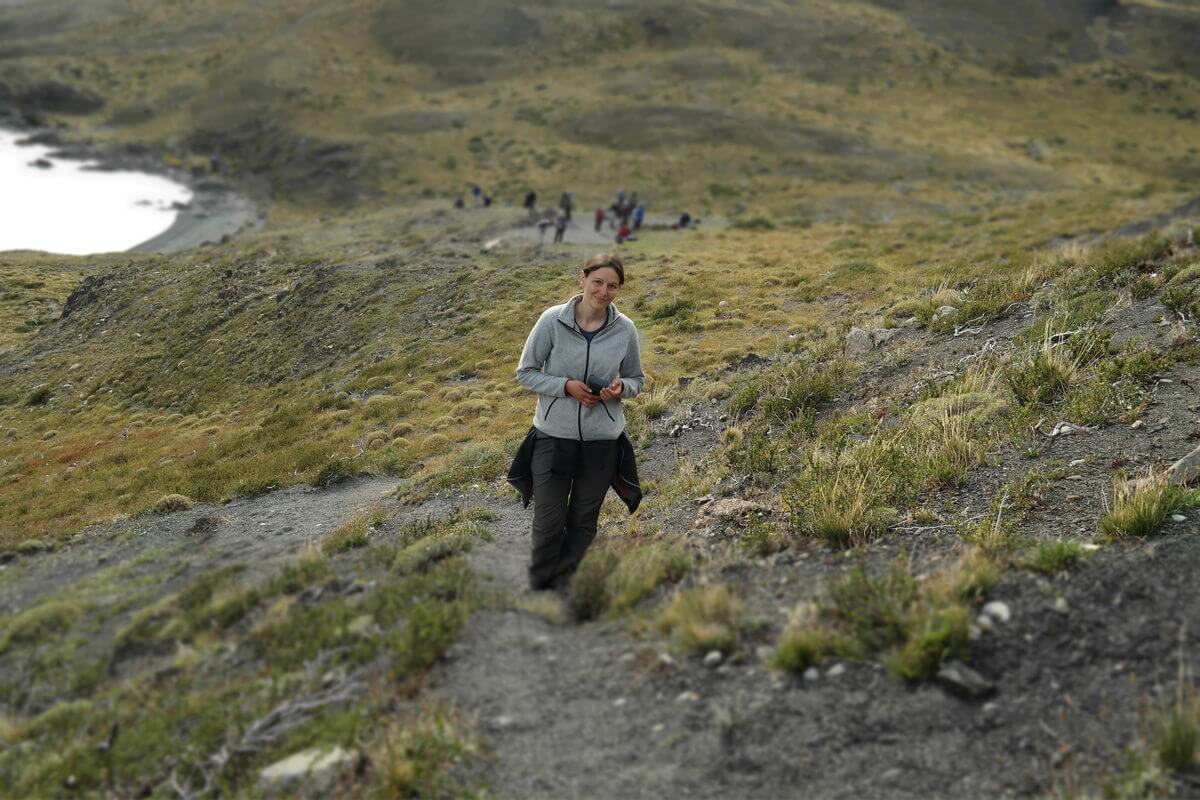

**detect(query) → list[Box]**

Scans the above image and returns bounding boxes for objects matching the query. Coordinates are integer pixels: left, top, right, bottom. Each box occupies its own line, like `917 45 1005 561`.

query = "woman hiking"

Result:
509 253 645 591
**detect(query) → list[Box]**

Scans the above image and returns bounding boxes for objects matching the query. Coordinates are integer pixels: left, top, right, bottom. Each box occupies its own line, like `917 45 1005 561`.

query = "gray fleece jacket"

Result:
516 295 645 441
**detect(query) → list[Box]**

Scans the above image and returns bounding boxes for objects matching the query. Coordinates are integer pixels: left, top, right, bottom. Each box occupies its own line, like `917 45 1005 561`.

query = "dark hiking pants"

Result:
529 433 617 590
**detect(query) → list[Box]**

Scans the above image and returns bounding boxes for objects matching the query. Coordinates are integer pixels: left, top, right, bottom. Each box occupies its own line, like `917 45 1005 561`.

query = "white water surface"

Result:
0 128 192 255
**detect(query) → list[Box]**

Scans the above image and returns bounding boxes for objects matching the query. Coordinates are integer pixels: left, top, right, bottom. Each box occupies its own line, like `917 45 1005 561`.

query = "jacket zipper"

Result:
579 336 590 441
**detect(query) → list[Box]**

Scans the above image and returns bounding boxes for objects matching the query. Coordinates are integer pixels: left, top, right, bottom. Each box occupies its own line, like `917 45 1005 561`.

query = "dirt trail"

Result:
0 477 398 616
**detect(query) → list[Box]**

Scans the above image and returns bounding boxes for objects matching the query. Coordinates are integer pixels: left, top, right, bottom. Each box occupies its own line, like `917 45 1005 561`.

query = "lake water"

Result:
0 128 192 255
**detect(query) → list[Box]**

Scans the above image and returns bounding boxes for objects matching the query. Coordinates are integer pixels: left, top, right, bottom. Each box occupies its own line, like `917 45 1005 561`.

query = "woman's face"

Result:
580 267 621 308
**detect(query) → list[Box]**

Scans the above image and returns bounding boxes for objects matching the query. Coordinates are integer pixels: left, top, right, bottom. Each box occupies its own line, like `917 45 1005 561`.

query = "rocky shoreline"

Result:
0 107 261 255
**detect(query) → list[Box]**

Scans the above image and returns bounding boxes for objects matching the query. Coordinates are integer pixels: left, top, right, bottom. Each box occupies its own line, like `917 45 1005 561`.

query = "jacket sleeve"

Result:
618 323 645 399
516 311 570 397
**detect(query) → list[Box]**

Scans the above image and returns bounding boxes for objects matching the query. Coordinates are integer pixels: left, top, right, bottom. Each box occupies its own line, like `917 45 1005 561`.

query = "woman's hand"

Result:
599 379 624 401
566 380 599 407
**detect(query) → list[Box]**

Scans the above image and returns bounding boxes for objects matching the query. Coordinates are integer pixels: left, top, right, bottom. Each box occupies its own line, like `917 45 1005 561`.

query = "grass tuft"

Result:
1099 477 1200 538
656 584 744 655
152 494 193 513
1024 540 1084 575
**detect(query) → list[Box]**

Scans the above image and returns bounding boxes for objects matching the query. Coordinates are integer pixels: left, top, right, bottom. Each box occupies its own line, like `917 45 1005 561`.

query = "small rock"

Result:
936 660 996 700
676 690 699 703
803 667 820 682
975 614 994 632
932 305 958 321
652 723 665 733
826 663 846 678
1069 458 1087 467
259 746 353 798
669 425 683 438
981 601 1011 624
491 715 516 730
703 650 724 668
1053 597 1069 615
844 327 873 355
1131 419 1145 430
613 697 627 708
658 653 675 669
1064 474 1084 481
1171 514 1187 523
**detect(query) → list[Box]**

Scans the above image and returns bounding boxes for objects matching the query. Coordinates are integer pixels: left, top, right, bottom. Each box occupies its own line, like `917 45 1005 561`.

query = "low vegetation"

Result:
772 549 998 681
0 510 488 797
568 540 691 622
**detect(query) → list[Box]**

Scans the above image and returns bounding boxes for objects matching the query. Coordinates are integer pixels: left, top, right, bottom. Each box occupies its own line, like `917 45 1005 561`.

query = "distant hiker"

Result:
615 223 635 244
671 212 692 230
554 212 568 244
453 195 465 209
559 191 573 221
594 207 605 232
483 194 493 207
537 217 554 242
471 185 482 203
524 190 538 216
633 204 645 231
508 253 645 591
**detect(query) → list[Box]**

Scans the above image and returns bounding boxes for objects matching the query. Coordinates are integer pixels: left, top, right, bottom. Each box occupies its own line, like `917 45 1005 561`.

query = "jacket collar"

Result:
556 294 619 332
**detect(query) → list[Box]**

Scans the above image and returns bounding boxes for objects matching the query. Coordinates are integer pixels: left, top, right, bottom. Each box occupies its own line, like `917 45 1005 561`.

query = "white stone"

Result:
933 305 958 321
1053 597 1069 614
981 601 1011 624
803 667 820 682
1131 419 1145 430
826 663 846 678
259 747 353 798
676 690 700 703
613 697 627 707
1172 514 1187 523
975 614 994 632
703 650 724 668
844 327 873 355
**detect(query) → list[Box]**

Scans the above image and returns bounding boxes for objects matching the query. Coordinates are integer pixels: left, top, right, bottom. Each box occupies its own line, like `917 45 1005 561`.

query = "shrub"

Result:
648 296 695 320
1100 478 1200 538
731 216 776 231
771 549 995 680
1161 285 1198 317
1024 540 1083 574
152 494 193 513
311 458 355 487
771 619 860 672
1155 675 1199 772
24 386 51 406
607 542 691 612
568 549 618 621
656 584 744 655
1007 336 1079 406
759 360 850 425
0 602 82 652
321 511 378 554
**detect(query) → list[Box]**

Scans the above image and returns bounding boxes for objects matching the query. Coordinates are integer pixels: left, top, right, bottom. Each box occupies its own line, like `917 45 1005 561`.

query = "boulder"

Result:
844 327 873 355
258 746 354 799
932 305 958 321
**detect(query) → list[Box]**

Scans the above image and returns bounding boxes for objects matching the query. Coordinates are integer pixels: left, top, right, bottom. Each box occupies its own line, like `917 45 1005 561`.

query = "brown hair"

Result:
581 252 625 285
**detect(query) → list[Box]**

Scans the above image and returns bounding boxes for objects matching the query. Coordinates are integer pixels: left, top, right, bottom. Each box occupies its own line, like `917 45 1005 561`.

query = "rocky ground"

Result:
4 240 1200 798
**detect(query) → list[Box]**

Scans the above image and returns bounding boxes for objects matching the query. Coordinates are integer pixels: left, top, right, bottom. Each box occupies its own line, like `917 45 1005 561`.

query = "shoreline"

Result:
0 109 262 255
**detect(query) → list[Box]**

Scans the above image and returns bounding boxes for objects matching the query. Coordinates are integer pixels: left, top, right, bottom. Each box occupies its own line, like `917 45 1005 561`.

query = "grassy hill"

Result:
1 0 1199 540
2 3 1200 796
